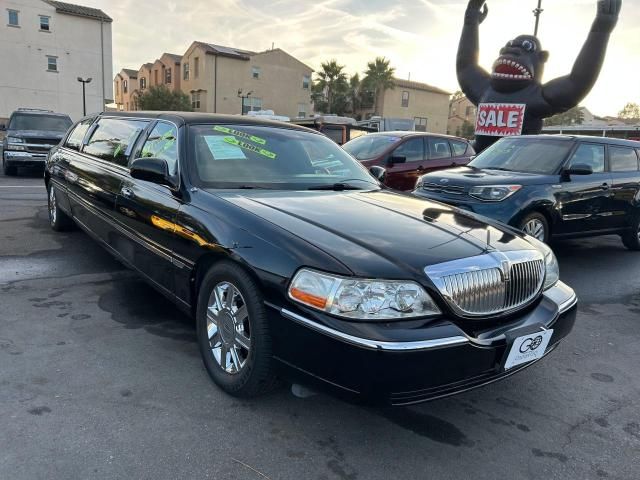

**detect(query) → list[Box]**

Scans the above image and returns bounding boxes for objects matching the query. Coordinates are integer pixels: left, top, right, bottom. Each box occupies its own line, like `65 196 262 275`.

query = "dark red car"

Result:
343 132 475 191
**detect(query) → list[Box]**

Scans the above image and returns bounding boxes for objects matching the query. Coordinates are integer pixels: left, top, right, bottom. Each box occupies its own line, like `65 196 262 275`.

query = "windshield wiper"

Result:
307 183 366 191
485 167 513 172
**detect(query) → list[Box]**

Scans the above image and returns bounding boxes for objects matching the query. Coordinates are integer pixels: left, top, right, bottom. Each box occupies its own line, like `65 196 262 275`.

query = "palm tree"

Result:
348 73 362 117
363 57 396 115
312 60 348 114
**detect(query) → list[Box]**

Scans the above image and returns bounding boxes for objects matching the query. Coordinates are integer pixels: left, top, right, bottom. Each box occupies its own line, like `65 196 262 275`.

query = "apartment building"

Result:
0 0 113 121
114 68 138 111
150 53 182 90
448 95 477 136
180 42 313 118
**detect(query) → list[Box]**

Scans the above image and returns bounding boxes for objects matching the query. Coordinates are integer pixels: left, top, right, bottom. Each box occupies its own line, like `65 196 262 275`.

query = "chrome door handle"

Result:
121 187 134 198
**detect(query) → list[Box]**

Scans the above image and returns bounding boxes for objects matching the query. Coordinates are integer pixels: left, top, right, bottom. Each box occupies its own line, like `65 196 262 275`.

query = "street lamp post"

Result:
533 0 543 37
77 77 92 116
237 89 253 115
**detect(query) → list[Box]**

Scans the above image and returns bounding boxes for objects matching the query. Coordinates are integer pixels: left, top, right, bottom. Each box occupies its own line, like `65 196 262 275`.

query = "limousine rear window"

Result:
189 124 377 189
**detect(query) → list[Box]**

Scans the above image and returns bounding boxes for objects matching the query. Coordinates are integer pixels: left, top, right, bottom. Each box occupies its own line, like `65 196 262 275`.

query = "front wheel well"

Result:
516 208 553 237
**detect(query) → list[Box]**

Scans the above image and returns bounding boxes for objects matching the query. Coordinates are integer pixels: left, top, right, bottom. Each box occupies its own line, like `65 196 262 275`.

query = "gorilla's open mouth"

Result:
492 58 533 80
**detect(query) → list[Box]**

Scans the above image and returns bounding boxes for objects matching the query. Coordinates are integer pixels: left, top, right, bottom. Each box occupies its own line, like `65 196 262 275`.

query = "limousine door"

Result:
66 118 150 244
113 121 182 296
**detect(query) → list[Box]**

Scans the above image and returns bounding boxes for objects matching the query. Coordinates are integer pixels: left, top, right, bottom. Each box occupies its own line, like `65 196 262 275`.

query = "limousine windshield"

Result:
189 124 379 189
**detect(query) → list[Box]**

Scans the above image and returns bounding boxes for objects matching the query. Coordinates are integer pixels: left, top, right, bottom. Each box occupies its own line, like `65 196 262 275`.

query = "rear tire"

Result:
196 261 278 398
519 212 550 244
47 183 74 231
622 215 640 251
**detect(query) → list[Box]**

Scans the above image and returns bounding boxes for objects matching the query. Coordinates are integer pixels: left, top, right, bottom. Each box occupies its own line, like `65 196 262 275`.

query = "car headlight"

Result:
469 185 521 202
6 137 26 150
7 136 24 144
288 268 441 320
525 235 560 290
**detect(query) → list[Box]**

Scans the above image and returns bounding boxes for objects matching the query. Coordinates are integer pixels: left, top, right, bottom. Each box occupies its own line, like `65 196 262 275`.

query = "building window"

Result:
415 117 428 132
302 75 310 89
8 9 19 26
39 15 50 31
401 91 410 108
465 105 475 117
297 103 307 118
123 80 128 94
165 68 172 84
46 56 57 72
154 70 158 85
243 97 262 115
183 63 190 81
252 66 261 79
191 92 201 109
194 57 199 78
140 77 146 90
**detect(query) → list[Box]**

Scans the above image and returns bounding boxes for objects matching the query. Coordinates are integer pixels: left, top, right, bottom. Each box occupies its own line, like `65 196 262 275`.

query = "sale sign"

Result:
475 103 526 136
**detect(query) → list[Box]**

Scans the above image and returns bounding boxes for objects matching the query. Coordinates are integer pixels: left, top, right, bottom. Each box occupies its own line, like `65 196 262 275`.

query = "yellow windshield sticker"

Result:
223 136 277 159
213 126 267 145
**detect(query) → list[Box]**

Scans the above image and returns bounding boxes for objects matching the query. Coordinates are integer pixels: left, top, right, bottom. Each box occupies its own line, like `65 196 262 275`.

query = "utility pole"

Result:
533 0 543 37
77 77 92 116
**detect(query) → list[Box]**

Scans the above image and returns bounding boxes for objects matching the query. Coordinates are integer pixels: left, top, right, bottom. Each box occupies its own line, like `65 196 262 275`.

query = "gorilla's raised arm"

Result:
542 0 621 113
456 0 491 104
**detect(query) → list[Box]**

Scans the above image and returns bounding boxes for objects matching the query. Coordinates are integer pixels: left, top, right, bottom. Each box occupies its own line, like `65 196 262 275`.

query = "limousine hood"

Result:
211 189 536 279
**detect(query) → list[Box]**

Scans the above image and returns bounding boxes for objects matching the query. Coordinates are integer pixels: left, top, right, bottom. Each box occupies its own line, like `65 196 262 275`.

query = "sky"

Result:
87 0 639 116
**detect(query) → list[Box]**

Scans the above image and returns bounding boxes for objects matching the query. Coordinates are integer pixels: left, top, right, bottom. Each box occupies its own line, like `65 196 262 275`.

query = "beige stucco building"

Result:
114 68 138 111
447 95 477 136
360 78 451 134
180 42 313 118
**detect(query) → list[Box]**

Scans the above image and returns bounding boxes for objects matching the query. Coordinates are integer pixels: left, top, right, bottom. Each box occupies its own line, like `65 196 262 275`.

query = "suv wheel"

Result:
622 216 640 251
520 212 550 243
47 183 74 231
196 262 278 397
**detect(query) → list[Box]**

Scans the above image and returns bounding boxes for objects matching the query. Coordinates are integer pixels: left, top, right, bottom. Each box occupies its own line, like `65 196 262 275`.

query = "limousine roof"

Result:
96 111 317 133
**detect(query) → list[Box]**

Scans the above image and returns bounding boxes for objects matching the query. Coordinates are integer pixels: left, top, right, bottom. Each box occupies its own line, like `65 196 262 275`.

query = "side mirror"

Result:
369 166 386 183
565 164 593 176
130 157 176 188
387 155 407 167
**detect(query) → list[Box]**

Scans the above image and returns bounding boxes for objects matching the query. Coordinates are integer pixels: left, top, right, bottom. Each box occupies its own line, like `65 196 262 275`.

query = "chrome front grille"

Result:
422 183 466 195
425 251 545 317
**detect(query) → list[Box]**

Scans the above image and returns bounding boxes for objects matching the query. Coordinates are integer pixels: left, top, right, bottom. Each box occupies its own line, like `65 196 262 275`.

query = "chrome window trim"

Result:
279 308 469 352
425 250 545 318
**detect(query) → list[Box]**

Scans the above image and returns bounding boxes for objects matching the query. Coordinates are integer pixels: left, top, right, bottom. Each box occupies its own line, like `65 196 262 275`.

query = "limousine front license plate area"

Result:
504 329 554 370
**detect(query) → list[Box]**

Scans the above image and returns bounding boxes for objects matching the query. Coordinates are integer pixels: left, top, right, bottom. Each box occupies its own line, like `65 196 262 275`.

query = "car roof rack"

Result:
16 108 55 113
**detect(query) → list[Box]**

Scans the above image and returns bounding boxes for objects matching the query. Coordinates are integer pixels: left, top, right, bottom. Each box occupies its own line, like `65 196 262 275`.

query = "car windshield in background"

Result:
9 114 72 132
343 135 400 160
189 124 379 190
469 137 574 174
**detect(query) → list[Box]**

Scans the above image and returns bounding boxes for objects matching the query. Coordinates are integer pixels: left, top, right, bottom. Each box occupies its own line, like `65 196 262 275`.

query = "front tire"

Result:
3 158 17 176
47 183 74 231
519 212 550 243
196 261 278 397
622 215 640 251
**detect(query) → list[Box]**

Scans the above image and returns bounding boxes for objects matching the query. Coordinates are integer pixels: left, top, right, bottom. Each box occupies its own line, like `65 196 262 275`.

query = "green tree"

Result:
544 106 585 126
363 57 396 115
138 85 193 111
311 60 349 115
619 102 640 120
460 120 475 139
451 90 465 102
348 73 362 116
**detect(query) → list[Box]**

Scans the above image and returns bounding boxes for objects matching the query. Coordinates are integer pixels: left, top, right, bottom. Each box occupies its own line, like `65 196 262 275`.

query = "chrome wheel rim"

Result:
206 281 251 375
48 187 57 225
523 219 545 242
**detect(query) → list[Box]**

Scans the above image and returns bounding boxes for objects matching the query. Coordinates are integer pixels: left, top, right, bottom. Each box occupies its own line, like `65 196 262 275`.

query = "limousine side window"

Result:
609 146 639 172
65 118 94 151
83 118 149 167
139 122 178 175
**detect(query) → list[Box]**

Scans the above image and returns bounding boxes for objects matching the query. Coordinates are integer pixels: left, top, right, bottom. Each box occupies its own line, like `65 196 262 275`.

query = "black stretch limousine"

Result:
45 112 577 405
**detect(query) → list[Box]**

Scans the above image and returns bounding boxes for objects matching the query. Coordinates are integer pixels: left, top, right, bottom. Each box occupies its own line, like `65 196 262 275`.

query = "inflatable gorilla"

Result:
457 0 622 152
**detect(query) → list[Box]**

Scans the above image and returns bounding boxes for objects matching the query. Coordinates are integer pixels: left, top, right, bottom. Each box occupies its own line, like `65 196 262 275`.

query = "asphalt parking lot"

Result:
1 168 639 480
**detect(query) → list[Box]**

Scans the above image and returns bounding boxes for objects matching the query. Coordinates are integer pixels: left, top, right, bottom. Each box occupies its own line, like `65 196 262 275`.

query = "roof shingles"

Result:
43 0 112 22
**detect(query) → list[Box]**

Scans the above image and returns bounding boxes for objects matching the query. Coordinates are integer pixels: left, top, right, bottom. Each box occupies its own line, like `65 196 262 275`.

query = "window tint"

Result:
450 140 468 157
65 118 94 151
568 144 605 173
609 147 639 172
84 118 149 166
394 138 425 163
428 137 452 160
139 122 178 175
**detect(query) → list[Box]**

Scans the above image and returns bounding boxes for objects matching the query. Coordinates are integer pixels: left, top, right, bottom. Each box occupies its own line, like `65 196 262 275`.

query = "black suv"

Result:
1 109 72 176
412 135 640 249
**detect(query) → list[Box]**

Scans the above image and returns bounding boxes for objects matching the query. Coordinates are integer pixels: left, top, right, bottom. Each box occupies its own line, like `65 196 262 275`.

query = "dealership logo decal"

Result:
519 335 544 353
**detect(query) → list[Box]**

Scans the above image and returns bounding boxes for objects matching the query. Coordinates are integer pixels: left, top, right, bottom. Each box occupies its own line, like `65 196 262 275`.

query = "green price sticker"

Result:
223 136 277 159
213 126 266 145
